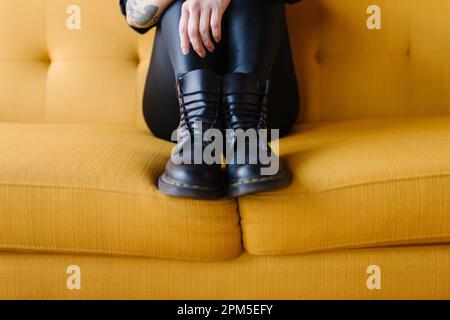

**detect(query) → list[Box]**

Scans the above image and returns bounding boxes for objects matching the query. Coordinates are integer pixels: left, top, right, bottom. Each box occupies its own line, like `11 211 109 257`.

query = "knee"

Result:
229 61 272 81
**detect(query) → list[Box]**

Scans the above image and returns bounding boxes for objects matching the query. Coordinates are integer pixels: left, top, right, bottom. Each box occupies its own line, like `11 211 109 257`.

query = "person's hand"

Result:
179 0 231 57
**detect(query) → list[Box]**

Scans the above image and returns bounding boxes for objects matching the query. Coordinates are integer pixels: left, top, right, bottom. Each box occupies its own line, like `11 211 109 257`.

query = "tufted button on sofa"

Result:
0 0 449 299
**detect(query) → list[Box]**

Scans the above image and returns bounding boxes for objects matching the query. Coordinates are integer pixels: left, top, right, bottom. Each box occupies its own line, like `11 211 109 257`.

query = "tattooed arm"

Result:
125 0 163 29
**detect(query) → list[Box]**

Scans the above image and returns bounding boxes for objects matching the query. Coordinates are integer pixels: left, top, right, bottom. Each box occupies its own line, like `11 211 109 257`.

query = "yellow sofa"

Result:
0 0 449 299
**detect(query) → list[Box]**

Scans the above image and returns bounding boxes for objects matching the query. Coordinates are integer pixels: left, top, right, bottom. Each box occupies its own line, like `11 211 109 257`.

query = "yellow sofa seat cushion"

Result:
0 124 241 261
240 117 450 255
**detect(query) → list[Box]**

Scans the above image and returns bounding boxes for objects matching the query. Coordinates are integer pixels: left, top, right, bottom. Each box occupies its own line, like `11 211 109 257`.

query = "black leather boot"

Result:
222 73 291 197
158 69 224 200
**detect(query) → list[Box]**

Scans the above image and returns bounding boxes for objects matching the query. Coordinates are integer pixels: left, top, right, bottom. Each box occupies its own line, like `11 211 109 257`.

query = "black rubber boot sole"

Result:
227 171 291 198
158 174 225 200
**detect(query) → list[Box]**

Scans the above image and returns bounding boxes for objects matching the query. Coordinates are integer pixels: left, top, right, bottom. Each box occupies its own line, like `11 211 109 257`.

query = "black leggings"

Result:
143 0 300 141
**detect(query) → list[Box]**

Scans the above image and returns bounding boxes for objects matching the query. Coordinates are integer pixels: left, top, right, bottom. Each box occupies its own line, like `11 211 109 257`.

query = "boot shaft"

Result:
221 73 270 131
176 69 221 139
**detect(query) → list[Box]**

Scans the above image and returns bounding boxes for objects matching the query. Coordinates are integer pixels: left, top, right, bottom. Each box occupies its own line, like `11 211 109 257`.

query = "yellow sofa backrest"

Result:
0 0 449 127
0 0 153 128
290 0 450 122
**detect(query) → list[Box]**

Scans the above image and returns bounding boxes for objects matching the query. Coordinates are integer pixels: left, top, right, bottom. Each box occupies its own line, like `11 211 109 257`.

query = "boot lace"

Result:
222 81 270 131
177 83 219 139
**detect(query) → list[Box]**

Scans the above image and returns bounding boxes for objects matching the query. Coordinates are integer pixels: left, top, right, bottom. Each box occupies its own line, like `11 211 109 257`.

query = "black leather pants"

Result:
143 0 300 141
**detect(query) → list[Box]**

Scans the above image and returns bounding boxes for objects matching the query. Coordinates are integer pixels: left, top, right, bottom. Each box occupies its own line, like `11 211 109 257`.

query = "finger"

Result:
179 5 190 55
210 7 222 43
188 7 206 58
199 8 214 53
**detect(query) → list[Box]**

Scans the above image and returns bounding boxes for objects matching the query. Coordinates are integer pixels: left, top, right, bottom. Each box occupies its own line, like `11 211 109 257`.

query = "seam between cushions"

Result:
243 171 450 196
0 182 234 204
2 172 449 200
246 235 450 256
0 243 242 262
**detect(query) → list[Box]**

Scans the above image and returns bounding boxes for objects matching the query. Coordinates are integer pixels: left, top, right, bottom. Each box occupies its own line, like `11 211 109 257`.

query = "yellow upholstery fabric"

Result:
0 124 241 261
1 245 449 299
0 0 154 129
1 0 450 299
240 117 450 255
289 0 450 122
1 0 450 125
